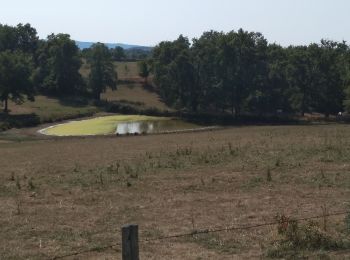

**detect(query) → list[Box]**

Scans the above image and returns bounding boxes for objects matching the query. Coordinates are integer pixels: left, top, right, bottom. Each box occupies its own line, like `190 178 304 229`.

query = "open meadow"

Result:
80 61 142 83
1 124 350 259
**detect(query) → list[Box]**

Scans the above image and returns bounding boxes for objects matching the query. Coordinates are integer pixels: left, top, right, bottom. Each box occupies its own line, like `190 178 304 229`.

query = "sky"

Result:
2 0 350 47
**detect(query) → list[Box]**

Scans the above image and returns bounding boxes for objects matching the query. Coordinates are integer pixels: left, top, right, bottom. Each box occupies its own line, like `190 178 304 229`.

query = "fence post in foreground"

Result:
122 224 139 260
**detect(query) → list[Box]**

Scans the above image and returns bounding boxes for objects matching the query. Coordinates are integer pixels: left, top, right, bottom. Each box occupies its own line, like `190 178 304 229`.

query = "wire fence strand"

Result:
51 242 121 260
142 210 349 243
50 210 350 259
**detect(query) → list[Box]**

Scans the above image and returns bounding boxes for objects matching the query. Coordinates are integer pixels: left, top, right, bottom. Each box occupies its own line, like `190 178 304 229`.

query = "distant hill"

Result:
75 41 152 51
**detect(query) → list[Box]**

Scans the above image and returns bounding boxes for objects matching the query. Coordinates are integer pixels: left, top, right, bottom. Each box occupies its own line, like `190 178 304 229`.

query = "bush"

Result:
267 214 346 258
0 113 40 131
345 212 350 233
99 100 175 117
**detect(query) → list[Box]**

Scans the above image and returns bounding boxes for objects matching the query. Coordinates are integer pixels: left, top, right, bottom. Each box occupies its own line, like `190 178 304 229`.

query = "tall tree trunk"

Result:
191 99 198 113
301 89 306 117
231 91 235 115
235 105 240 118
94 90 101 101
4 98 8 113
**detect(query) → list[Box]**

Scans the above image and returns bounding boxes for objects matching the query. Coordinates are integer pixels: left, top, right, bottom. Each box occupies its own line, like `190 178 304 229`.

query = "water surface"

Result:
116 120 199 135
39 115 202 136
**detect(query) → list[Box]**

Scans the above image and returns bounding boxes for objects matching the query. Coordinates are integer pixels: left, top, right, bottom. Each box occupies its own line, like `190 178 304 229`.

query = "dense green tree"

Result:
285 46 317 116
111 46 126 61
0 24 38 113
343 48 350 112
138 60 150 85
170 49 197 110
153 35 203 111
87 43 117 100
146 29 350 117
35 34 84 95
248 44 289 114
314 40 347 116
125 48 151 60
0 23 38 55
192 31 223 112
217 29 268 116
15 23 39 55
153 35 192 107
0 24 17 51
0 51 34 113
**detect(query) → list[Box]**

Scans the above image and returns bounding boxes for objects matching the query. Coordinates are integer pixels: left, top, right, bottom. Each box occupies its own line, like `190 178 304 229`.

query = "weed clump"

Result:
99 172 104 185
266 168 272 182
275 158 281 167
15 176 21 190
345 211 350 233
267 214 346 258
28 178 35 190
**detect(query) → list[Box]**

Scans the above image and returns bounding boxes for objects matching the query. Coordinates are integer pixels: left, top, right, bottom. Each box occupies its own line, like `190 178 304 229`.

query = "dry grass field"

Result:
101 84 170 111
4 82 168 124
80 61 141 81
1 124 350 259
6 96 99 122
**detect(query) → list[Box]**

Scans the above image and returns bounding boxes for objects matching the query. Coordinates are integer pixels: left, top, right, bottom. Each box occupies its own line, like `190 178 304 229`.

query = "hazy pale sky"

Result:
2 0 350 46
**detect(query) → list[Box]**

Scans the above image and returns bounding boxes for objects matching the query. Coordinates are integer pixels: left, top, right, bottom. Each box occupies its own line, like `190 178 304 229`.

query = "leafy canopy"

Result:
87 43 118 100
0 50 34 112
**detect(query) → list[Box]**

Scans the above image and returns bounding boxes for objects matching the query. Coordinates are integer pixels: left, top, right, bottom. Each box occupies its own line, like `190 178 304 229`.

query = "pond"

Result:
39 115 204 136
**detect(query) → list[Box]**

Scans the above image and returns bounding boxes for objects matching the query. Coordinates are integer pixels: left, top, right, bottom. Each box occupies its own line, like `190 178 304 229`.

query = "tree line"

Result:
81 45 152 61
2 24 350 118
0 23 117 112
152 29 350 117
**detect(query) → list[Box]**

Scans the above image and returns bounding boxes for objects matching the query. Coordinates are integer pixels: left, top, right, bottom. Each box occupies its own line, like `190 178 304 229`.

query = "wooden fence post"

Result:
122 224 139 260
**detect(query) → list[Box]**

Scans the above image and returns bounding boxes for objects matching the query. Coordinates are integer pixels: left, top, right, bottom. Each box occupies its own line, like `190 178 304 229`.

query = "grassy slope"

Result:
1 61 169 130
80 60 141 81
101 84 169 111
7 96 99 122
0 125 350 258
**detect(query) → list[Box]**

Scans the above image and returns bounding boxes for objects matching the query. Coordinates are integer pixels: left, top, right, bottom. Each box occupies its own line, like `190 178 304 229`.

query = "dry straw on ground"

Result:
0 124 350 259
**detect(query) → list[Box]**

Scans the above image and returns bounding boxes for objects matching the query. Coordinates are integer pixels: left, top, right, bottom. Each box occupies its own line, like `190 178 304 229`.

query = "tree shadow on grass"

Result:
141 82 157 93
57 96 91 108
0 112 41 129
